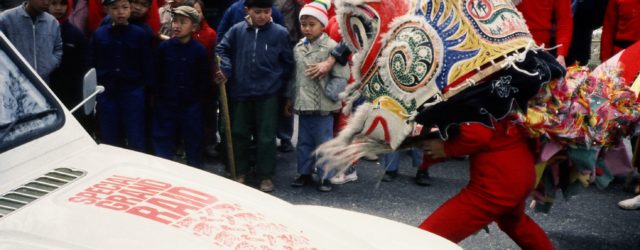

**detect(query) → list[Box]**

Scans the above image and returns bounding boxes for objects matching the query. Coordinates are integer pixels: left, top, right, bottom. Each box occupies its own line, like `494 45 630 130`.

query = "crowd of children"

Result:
2 0 638 210
0 0 358 193
1 0 639 247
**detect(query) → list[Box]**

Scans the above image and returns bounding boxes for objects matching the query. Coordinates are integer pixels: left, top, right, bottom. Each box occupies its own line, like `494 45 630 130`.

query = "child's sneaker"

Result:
330 167 358 184
618 195 640 210
317 181 332 192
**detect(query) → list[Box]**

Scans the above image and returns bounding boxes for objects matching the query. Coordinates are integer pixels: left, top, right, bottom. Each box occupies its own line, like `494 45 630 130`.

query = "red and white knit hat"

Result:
299 0 331 27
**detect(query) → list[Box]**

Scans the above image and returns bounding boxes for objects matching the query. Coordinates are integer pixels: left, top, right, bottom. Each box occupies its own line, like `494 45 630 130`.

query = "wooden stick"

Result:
215 56 236 180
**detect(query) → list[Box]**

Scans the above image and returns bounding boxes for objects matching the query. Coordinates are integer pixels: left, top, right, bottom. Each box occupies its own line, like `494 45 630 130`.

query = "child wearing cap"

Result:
90 0 153 152
216 0 293 192
158 0 188 39
151 5 212 168
285 0 349 192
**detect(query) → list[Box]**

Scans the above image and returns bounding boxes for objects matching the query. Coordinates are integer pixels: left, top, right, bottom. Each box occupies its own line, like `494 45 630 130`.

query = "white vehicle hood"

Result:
0 145 459 250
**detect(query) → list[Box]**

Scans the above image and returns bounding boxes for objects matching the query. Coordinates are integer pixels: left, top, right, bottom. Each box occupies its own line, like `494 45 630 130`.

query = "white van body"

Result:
0 32 460 250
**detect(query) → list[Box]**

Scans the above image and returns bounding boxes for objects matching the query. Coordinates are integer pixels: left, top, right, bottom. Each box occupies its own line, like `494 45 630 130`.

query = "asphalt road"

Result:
204 147 640 250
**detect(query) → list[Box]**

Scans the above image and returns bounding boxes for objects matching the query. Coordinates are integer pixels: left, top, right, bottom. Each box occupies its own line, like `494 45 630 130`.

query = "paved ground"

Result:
200 30 639 250
204 147 640 250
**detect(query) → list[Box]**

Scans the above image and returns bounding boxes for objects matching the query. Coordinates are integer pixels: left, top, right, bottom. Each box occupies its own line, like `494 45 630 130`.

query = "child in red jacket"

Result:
517 0 573 67
420 118 554 249
600 0 640 61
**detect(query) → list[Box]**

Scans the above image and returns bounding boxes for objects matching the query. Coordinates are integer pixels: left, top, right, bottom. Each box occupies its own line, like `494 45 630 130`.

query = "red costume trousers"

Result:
420 188 553 249
418 121 554 249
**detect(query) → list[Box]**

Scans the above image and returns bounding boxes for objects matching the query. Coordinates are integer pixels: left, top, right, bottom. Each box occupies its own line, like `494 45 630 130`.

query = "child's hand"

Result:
284 98 293 118
215 71 227 84
306 56 336 80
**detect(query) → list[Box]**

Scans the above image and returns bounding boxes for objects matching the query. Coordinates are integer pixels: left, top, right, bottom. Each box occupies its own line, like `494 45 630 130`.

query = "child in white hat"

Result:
286 0 350 192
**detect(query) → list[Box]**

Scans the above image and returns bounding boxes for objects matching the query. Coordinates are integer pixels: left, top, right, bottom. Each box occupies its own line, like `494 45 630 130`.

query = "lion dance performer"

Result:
420 118 552 248
313 0 567 247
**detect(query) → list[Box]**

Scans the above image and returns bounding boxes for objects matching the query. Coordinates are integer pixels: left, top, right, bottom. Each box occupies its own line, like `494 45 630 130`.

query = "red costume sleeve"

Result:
554 0 573 56
417 123 494 171
443 123 494 157
619 41 640 87
600 0 618 61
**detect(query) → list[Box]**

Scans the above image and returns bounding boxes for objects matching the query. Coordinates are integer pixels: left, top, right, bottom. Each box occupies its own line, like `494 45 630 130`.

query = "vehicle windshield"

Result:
0 34 64 152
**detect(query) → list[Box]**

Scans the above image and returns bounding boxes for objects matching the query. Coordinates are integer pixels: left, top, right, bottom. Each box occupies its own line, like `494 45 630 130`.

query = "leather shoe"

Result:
382 171 398 182
415 170 431 186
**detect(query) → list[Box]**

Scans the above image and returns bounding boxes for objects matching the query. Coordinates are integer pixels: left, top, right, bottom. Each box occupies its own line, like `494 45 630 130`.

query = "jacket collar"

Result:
19 2 47 23
169 37 195 46
244 19 273 31
303 33 328 47
298 33 330 52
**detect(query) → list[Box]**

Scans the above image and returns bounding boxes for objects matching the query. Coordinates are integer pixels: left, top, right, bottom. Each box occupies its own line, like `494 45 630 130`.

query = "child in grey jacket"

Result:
0 0 63 82
285 0 349 192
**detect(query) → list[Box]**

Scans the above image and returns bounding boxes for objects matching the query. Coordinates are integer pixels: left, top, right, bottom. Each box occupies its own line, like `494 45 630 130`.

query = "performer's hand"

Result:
306 56 336 80
284 98 293 118
215 71 227 85
556 55 566 68
422 139 446 159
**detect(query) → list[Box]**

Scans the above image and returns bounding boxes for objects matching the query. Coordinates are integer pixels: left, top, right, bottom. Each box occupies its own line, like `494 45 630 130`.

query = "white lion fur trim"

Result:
340 83 362 115
314 102 375 176
336 0 381 7
314 102 416 178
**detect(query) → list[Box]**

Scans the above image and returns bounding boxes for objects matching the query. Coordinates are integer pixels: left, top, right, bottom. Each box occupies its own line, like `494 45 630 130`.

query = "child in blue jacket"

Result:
216 0 293 192
152 6 212 168
90 0 153 152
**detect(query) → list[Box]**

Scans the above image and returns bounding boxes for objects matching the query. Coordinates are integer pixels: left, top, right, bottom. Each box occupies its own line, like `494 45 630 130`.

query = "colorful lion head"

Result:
315 0 565 173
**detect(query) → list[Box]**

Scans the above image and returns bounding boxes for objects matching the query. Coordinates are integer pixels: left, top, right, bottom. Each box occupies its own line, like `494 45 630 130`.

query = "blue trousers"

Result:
382 148 423 172
151 103 204 168
97 88 145 152
297 114 335 179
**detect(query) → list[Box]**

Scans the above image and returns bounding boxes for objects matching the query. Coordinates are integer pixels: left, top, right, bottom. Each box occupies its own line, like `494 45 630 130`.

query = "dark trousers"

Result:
96 87 146 152
151 103 204 168
230 96 278 178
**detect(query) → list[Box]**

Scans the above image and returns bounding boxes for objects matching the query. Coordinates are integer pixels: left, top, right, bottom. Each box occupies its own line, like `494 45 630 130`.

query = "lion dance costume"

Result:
313 0 574 247
316 0 640 247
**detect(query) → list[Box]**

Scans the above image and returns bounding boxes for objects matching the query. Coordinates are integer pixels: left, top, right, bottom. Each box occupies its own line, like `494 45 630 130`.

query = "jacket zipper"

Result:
253 28 258 62
32 22 37 71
